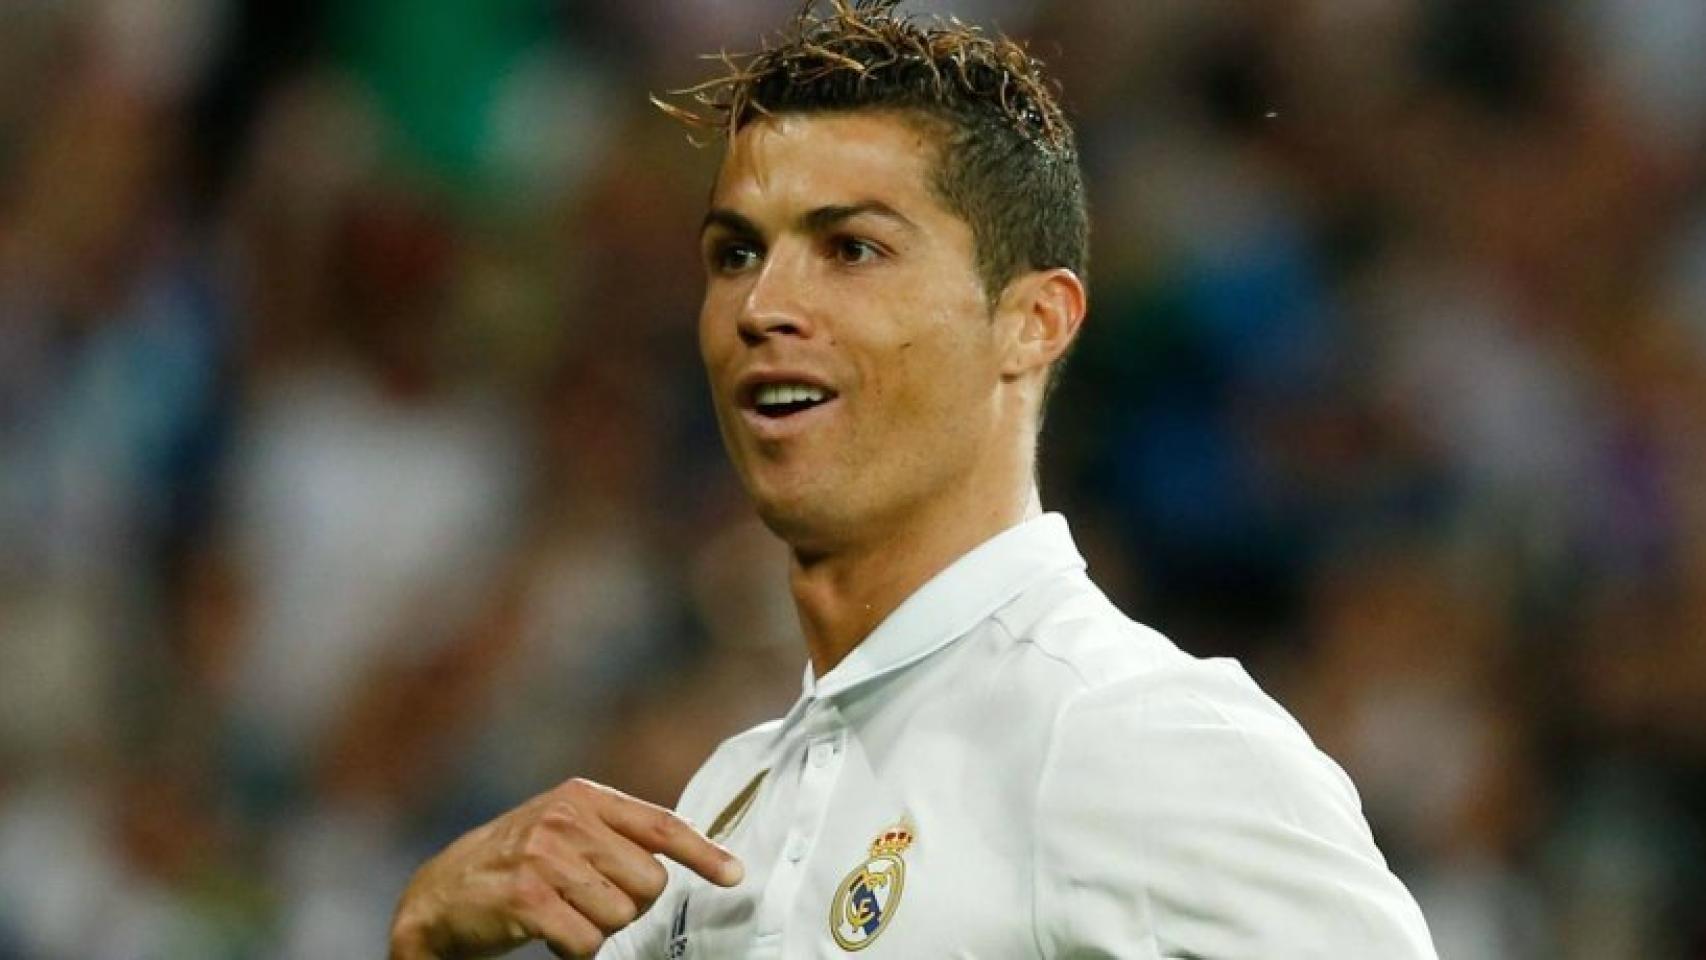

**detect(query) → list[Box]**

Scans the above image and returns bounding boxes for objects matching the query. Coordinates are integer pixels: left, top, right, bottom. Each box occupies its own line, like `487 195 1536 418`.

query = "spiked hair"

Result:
656 0 1089 302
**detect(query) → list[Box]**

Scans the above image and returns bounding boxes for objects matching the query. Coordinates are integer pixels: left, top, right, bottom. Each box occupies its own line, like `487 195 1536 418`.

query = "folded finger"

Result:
598 791 743 887
522 898 605 959
545 859 643 934
577 820 672 909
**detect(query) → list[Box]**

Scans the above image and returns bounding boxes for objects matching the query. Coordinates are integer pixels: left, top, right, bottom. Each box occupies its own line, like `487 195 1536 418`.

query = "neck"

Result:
790 478 1041 678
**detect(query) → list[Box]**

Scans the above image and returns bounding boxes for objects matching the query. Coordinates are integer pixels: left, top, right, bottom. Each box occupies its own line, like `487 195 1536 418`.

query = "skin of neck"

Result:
788 414 1043 678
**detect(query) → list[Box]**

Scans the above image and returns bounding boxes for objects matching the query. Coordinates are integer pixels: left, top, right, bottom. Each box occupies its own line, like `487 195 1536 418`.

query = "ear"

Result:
995 268 1088 382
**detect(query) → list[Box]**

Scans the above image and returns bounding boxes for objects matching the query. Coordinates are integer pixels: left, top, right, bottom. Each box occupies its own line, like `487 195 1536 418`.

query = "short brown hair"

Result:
657 0 1089 303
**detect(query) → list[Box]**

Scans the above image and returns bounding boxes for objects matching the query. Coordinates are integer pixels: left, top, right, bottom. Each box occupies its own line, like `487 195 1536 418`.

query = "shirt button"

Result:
808 741 837 768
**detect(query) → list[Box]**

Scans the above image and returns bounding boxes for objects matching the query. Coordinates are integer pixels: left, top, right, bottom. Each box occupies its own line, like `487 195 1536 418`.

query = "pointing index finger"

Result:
597 791 744 888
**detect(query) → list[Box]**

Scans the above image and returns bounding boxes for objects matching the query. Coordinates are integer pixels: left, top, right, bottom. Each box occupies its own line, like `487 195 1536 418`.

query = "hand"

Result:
388 777 744 959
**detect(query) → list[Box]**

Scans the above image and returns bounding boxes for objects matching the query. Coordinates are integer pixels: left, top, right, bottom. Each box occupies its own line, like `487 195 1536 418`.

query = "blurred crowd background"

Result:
2 0 1704 956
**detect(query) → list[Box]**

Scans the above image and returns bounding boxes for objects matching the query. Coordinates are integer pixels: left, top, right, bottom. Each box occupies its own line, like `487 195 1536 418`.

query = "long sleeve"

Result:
1031 660 1437 958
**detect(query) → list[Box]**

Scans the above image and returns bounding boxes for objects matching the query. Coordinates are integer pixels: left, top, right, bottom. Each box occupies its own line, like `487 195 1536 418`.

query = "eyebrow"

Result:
700 201 918 239
701 208 762 239
802 201 918 235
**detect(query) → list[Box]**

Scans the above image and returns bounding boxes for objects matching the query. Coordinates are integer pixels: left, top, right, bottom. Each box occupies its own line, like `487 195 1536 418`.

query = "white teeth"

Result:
755 383 828 407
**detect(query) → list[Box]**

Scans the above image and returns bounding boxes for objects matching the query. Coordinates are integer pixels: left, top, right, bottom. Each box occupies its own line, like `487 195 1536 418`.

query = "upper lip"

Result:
734 368 840 409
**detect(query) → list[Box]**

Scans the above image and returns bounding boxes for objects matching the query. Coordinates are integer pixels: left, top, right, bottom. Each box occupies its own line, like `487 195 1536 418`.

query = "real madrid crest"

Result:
829 822 913 951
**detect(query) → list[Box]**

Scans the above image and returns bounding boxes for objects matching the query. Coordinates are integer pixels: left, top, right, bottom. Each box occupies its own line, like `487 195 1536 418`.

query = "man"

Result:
389 2 1438 957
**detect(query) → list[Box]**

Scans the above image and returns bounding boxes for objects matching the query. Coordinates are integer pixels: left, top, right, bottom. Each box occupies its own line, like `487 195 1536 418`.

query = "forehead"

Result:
710 112 947 219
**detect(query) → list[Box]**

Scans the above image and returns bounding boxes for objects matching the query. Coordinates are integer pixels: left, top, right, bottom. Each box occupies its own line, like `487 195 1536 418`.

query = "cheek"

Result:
871 324 988 423
920 300 996 383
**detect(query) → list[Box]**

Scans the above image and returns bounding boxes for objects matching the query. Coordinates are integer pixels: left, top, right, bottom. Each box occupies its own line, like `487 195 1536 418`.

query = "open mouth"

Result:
749 382 838 419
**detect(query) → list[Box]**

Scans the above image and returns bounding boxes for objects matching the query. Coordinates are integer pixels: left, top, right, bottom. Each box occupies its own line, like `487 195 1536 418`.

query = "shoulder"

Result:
989 570 1319 755
999 574 1364 845
1012 587 1437 957
1041 656 1365 838
987 569 1211 698
975 573 1368 839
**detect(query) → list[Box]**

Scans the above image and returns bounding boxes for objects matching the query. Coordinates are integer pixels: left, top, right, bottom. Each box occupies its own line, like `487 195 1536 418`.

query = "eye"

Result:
831 236 884 266
709 239 762 274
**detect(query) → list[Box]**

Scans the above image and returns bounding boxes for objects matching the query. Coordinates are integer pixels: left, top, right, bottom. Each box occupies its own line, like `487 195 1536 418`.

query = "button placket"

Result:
750 709 846 946
783 830 809 863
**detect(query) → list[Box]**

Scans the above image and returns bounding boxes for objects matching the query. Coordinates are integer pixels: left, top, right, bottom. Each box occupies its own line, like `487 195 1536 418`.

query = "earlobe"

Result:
999 268 1087 380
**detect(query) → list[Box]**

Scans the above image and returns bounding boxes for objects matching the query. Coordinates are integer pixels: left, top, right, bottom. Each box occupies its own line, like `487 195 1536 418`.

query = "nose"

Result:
737 247 815 346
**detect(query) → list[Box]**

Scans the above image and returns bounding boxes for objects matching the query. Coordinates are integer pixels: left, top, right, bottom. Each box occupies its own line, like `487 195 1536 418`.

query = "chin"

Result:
751 494 828 544
747 484 854 555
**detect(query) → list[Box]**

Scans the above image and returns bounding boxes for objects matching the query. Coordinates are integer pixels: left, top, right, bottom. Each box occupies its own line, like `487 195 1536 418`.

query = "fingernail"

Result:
720 857 745 886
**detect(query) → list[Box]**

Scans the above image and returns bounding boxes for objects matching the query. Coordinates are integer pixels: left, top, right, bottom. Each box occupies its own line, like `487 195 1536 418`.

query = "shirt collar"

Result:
797 512 1086 704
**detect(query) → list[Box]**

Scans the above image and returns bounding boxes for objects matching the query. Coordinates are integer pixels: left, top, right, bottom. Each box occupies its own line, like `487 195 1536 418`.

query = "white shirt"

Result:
602 514 1437 959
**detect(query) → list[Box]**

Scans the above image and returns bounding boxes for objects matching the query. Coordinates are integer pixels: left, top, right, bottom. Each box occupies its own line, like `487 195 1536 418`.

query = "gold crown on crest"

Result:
869 825 914 857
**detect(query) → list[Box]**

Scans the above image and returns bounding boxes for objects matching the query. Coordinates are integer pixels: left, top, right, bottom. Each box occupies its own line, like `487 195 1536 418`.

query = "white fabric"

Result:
601 513 1437 958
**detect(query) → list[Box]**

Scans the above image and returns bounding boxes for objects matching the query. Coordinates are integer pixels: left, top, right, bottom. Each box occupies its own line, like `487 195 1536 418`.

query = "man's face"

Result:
699 112 1008 551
